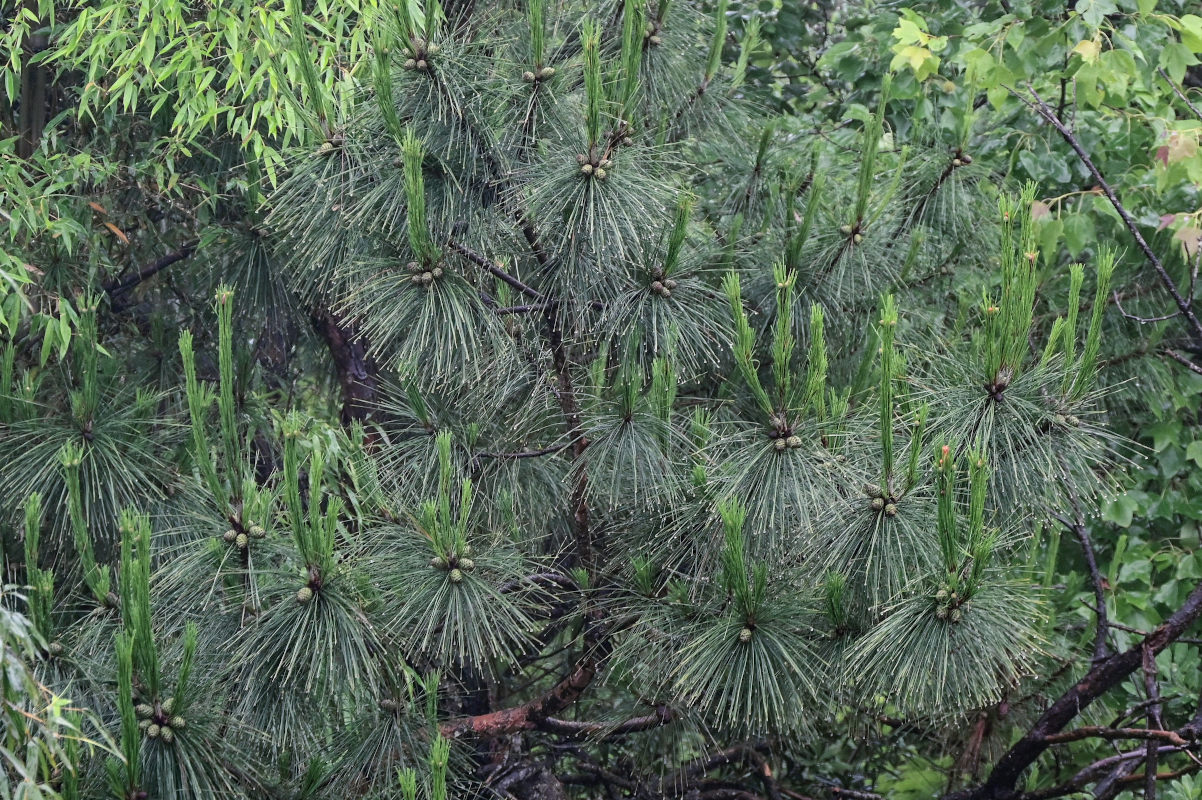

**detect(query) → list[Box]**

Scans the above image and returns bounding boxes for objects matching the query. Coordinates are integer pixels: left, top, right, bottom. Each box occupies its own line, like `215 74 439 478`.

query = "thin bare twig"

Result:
1013 84 1202 342
1159 68 1202 123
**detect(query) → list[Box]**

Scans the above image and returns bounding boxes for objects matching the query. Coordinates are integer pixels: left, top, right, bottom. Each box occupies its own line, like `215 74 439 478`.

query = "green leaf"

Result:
1186 440 1202 468
1103 493 1139 527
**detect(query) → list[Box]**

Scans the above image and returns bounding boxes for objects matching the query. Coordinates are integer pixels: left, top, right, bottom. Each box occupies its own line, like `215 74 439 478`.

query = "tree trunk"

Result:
311 309 378 427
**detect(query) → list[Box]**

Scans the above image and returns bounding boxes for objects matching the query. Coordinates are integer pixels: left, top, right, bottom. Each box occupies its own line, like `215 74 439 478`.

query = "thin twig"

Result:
447 238 544 301
1015 84 1202 341
1164 349 1202 376
1113 291 1179 324
1159 68 1202 123
474 442 572 461
1052 493 1108 663
1145 644 1163 800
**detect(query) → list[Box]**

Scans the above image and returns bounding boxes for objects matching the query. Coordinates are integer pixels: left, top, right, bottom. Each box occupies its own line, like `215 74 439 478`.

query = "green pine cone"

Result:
449 568 464 583
297 586 314 604
160 726 174 744
146 724 161 739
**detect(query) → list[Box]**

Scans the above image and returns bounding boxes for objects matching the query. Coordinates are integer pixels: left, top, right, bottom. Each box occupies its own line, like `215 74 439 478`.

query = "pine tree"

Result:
0 1 1143 799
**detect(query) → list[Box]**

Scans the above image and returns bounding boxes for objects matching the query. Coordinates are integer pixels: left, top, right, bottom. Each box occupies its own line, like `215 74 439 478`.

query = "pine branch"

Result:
473 442 571 461
447 239 543 301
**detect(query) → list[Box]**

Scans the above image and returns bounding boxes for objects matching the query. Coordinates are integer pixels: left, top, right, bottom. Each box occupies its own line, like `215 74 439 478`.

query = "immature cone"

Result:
649 34 662 45
622 136 633 146
650 280 665 294
170 716 186 730
883 503 898 517
663 278 678 290
136 704 155 720
862 483 883 498
738 627 753 644
538 66 555 79
427 43 441 55
786 435 802 449
594 168 607 180
840 224 852 235
235 533 248 549
421 272 434 286
161 697 175 714
430 556 447 569
222 529 237 543
415 60 428 70
952 158 963 167
407 261 421 273
522 70 536 82
47 641 64 656
449 568 464 583
773 439 788 451
431 267 444 279
460 558 475 571
249 525 266 539
146 724 161 739
296 586 314 604
870 497 885 512
404 58 417 70
853 233 863 244
160 726 174 744
950 608 963 623
580 163 593 175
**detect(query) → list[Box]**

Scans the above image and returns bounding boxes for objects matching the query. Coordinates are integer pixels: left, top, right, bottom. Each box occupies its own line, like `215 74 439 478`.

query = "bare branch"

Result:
1013 84 1202 342
1159 67 1202 123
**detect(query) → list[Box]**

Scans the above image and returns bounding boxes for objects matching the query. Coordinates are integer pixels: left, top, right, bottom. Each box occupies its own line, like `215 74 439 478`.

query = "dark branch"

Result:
1051 507 1108 663
946 573 1202 800
447 239 544 301
104 241 198 295
1016 85 1202 343
1159 67 1202 123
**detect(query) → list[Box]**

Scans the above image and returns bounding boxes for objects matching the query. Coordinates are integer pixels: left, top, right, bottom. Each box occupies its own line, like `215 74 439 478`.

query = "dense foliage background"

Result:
3 1 1202 799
